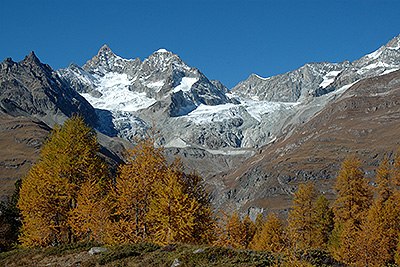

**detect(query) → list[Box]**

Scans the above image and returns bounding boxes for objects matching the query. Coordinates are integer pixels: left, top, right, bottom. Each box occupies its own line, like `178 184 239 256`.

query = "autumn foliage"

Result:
18 115 108 247
12 115 400 266
17 117 214 248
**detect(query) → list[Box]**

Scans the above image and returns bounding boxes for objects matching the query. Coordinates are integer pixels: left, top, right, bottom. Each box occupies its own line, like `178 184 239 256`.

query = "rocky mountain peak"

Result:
82 45 137 76
385 34 400 49
0 51 98 127
96 44 117 59
154 48 171 54
146 49 187 70
98 44 113 53
0 57 15 70
22 51 42 65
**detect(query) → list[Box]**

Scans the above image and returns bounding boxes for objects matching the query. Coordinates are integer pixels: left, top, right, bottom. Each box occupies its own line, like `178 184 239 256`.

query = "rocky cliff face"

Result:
57 46 241 147
231 61 351 102
0 52 98 127
58 46 233 115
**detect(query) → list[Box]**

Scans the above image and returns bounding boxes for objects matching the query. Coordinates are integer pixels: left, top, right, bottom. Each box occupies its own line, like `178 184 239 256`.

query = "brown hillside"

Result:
211 69 400 217
0 113 50 201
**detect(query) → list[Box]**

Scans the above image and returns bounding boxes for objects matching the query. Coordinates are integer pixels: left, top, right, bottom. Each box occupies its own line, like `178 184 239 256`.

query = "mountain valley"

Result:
1 34 400 216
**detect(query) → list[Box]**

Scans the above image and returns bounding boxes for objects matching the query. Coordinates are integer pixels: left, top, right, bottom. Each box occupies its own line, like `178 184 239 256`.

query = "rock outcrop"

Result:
0 52 98 127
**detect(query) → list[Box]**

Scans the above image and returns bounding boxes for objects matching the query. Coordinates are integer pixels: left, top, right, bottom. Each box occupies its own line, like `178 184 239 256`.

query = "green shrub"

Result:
98 242 161 265
44 241 101 256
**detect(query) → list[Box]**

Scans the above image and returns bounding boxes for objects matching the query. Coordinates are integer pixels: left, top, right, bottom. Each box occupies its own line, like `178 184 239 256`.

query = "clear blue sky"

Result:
1 0 399 88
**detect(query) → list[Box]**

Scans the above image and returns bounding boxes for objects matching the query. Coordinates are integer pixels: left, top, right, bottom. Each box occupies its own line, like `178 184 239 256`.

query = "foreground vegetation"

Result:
2 115 400 266
0 241 344 266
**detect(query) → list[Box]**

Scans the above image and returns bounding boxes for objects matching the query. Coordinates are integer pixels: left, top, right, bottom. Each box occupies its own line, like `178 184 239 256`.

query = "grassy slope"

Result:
0 242 344 267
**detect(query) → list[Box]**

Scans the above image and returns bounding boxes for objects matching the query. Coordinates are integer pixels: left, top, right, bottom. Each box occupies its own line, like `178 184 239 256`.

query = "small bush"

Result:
298 249 342 267
98 242 161 265
44 241 101 256
181 246 275 266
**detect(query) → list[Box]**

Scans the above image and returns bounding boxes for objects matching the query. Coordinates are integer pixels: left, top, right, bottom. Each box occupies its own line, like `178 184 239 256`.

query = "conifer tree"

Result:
214 211 256 249
251 213 286 252
333 155 372 225
375 157 393 204
18 115 108 247
288 182 317 250
352 158 400 266
312 195 334 250
0 179 22 251
241 215 257 249
330 155 372 264
108 128 166 244
68 176 110 243
109 130 214 246
180 170 215 244
214 211 243 248
147 166 199 245
354 198 398 267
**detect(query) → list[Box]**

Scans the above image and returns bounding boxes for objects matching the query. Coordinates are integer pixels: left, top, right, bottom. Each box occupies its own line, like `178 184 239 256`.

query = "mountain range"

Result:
1 34 400 217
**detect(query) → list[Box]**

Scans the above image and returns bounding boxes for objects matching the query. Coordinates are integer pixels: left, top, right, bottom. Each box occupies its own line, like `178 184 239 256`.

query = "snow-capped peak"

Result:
155 48 170 53
366 46 384 60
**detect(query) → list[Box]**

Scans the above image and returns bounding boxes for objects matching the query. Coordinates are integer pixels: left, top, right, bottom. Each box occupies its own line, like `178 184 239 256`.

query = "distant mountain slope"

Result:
57 46 235 138
212 69 400 219
231 34 400 102
57 35 400 154
0 52 98 127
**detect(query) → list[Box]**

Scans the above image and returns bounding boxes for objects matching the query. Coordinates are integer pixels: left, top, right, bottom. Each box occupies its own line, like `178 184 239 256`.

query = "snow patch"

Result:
367 47 383 60
145 80 165 92
173 77 198 93
239 98 297 122
363 61 392 70
254 74 271 81
185 103 238 124
388 45 400 50
381 68 399 75
319 70 342 88
183 99 297 124
165 138 189 148
205 148 254 156
334 81 360 96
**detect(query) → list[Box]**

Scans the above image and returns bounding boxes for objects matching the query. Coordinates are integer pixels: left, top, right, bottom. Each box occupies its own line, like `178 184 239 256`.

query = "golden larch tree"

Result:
214 211 256 249
108 129 167 244
251 213 286 252
353 157 400 266
333 155 372 224
147 165 199 245
179 169 215 244
68 176 110 243
312 195 334 250
288 182 317 250
18 115 108 247
330 155 372 264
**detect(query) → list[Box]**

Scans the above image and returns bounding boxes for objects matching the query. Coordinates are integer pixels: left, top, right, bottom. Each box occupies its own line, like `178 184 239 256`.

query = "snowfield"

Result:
82 72 156 112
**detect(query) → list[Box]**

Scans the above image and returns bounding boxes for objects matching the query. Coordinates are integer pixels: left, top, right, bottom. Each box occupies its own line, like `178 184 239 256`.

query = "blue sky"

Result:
1 0 399 88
